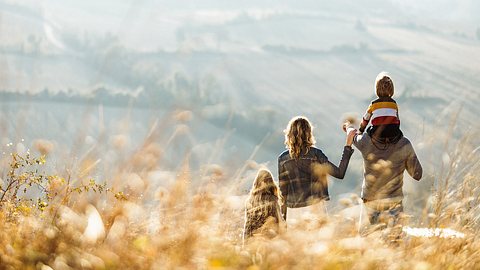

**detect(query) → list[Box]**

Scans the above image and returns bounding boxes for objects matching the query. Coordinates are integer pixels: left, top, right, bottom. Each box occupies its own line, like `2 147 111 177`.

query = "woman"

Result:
278 116 355 221
243 169 285 242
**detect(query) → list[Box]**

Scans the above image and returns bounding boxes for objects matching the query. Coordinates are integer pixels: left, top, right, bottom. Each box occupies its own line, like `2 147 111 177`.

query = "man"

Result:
344 122 422 232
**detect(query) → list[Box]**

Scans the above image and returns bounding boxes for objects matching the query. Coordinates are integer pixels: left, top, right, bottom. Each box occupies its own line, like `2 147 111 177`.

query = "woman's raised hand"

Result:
346 127 357 146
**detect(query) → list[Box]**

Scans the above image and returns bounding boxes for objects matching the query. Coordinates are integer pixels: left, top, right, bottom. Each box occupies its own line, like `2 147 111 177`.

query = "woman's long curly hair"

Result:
284 116 316 159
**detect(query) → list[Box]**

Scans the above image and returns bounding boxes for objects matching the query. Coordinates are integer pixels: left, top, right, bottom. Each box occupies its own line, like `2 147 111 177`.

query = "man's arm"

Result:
405 142 422 181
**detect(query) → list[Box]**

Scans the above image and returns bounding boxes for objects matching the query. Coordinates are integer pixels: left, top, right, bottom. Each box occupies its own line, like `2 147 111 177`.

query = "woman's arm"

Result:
344 122 365 151
325 146 354 179
323 130 355 179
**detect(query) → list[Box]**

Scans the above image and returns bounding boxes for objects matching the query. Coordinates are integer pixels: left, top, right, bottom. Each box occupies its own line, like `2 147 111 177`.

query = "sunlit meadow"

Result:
0 109 479 269
1 1 480 269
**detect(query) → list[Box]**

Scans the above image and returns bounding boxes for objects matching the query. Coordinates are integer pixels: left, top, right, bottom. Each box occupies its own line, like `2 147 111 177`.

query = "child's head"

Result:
251 169 277 196
248 169 282 204
375 72 394 98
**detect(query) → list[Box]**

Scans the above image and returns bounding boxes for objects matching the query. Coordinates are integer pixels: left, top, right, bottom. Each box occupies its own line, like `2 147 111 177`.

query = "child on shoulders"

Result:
359 72 403 143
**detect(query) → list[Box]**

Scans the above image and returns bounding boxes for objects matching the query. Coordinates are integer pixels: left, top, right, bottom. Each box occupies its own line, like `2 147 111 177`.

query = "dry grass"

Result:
0 116 479 270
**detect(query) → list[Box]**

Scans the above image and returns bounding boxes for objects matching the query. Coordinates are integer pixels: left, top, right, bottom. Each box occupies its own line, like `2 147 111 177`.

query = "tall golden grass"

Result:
0 111 479 270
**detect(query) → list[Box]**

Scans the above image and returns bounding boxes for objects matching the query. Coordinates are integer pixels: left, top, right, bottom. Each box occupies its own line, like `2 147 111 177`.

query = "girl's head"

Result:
250 169 279 197
284 116 316 159
247 169 283 207
375 72 394 98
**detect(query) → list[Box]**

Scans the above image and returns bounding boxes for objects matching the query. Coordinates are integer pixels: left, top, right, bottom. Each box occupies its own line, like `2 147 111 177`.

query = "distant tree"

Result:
359 42 369 52
355 19 367 32
215 29 229 51
92 87 110 102
36 88 50 101
26 34 41 54
176 28 186 45
54 90 69 102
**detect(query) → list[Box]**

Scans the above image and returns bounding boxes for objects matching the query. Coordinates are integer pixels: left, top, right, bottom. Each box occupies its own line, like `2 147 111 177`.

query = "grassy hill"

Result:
1 2 480 267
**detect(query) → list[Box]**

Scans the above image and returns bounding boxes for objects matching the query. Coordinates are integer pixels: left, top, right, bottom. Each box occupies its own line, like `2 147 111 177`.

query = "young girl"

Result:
243 169 285 241
359 72 403 142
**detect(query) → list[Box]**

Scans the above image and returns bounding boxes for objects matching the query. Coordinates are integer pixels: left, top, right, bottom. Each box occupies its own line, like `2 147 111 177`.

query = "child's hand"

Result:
342 121 351 132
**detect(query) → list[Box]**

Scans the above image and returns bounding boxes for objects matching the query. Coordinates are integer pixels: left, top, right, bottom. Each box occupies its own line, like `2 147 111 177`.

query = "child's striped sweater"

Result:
359 97 400 133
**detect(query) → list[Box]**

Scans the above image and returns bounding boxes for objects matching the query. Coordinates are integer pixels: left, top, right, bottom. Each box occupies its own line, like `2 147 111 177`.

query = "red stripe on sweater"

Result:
371 116 400 125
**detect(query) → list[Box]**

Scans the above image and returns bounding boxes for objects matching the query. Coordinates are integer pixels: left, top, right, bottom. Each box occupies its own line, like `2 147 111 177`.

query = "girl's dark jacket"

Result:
278 146 354 219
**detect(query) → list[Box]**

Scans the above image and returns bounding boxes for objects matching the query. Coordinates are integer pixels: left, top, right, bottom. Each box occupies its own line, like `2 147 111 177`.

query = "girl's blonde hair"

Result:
284 116 316 159
375 72 394 97
247 169 283 206
244 169 283 240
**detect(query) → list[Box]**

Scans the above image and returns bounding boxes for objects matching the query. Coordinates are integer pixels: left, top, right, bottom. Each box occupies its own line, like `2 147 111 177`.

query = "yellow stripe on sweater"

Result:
369 102 398 112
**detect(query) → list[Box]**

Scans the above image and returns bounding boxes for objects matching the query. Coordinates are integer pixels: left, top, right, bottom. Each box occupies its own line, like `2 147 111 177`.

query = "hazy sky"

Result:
1 0 479 96
2 0 479 53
